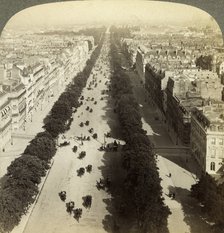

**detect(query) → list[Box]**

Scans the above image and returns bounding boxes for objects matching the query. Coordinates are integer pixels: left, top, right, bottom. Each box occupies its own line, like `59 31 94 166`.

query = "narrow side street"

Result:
129 70 209 233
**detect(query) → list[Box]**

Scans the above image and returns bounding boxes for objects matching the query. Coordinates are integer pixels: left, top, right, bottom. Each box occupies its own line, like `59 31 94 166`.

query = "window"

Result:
211 149 216 158
219 139 223 145
6 71 11 77
211 138 216 145
210 162 215 171
219 149 224 159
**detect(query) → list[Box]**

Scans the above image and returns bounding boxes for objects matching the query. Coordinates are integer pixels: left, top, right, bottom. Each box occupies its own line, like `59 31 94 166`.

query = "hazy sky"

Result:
4 0 221 31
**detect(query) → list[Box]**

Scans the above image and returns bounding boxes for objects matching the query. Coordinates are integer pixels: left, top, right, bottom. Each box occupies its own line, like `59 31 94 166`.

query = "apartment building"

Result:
191 101 224 174
0 91 11 151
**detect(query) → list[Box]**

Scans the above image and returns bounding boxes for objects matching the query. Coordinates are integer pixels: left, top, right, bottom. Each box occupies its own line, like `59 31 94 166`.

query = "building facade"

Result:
0 91 12 151
191 102 224 174
7 83 26 131
136 48 145 84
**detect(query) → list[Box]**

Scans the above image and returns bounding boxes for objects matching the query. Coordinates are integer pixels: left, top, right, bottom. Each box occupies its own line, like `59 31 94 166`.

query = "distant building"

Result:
0 90 11 151
136 47 145 84
2 81 26 131
145 64 167 113
0 36 92 145
191 101 224 174
166 70 223 145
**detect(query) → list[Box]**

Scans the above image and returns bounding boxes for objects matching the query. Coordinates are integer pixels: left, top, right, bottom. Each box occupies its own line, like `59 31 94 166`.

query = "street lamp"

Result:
23 120 26 131
103 133 107 148
81 133 83 145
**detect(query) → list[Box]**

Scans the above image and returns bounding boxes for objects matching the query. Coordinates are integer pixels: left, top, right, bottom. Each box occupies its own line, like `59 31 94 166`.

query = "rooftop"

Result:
202 102 224 124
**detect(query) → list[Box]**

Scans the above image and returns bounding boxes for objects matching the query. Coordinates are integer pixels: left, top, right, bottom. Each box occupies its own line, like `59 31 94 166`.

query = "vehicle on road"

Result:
105 132 111 137
77 167 85 176
59 191 66 201
72 145 78 153
73 208 82 221
86 164 92 173
78 151 86 159
59 141 70 147
89 128 94 133
96 178 111 190
66 201 75 214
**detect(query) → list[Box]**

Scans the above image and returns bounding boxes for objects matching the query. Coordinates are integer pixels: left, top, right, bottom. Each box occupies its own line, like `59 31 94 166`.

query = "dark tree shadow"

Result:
168 185 213 233
98 70 138 233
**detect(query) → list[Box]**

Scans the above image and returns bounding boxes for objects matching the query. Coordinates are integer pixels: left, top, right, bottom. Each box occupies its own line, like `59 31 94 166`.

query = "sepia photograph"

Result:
0 1 224 233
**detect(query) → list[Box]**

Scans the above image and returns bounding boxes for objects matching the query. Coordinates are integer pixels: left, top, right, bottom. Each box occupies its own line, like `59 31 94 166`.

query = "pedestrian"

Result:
172 193 175 199
169 173 171 177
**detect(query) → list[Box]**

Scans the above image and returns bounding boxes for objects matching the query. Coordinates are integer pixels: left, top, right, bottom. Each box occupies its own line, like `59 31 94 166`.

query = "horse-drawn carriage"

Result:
96 178 111 190
98 141 118 152
78 151 86 159
105 132 111 138
66 201 75 214
72 145 77 153
76 135 90 141
86 165 92 173
89 128 94 133
73 208 82 221
77 167 85 176
59 141 70 147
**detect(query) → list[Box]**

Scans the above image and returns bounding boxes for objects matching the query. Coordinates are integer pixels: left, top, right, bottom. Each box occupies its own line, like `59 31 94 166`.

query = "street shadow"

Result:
101 97 123 141
98 151 137 233
97 75 137 233
160 153 201 177
128 71 176 148
0 175 7 192
168 185 213 233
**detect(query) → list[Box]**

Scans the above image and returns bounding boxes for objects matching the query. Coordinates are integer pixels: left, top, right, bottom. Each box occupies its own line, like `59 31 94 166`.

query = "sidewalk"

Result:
0 70 77 178
129 70 199 233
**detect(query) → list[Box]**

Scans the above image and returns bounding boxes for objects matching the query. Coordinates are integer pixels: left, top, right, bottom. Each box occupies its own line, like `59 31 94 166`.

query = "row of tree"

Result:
191 173 224 233
195 55 213 71
109 28 170 233
43 31 105 138
0 29 105 233
0 133 56 233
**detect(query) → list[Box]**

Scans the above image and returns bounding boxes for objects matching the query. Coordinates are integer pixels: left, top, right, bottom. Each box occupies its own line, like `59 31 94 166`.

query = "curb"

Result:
20 159 54 233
